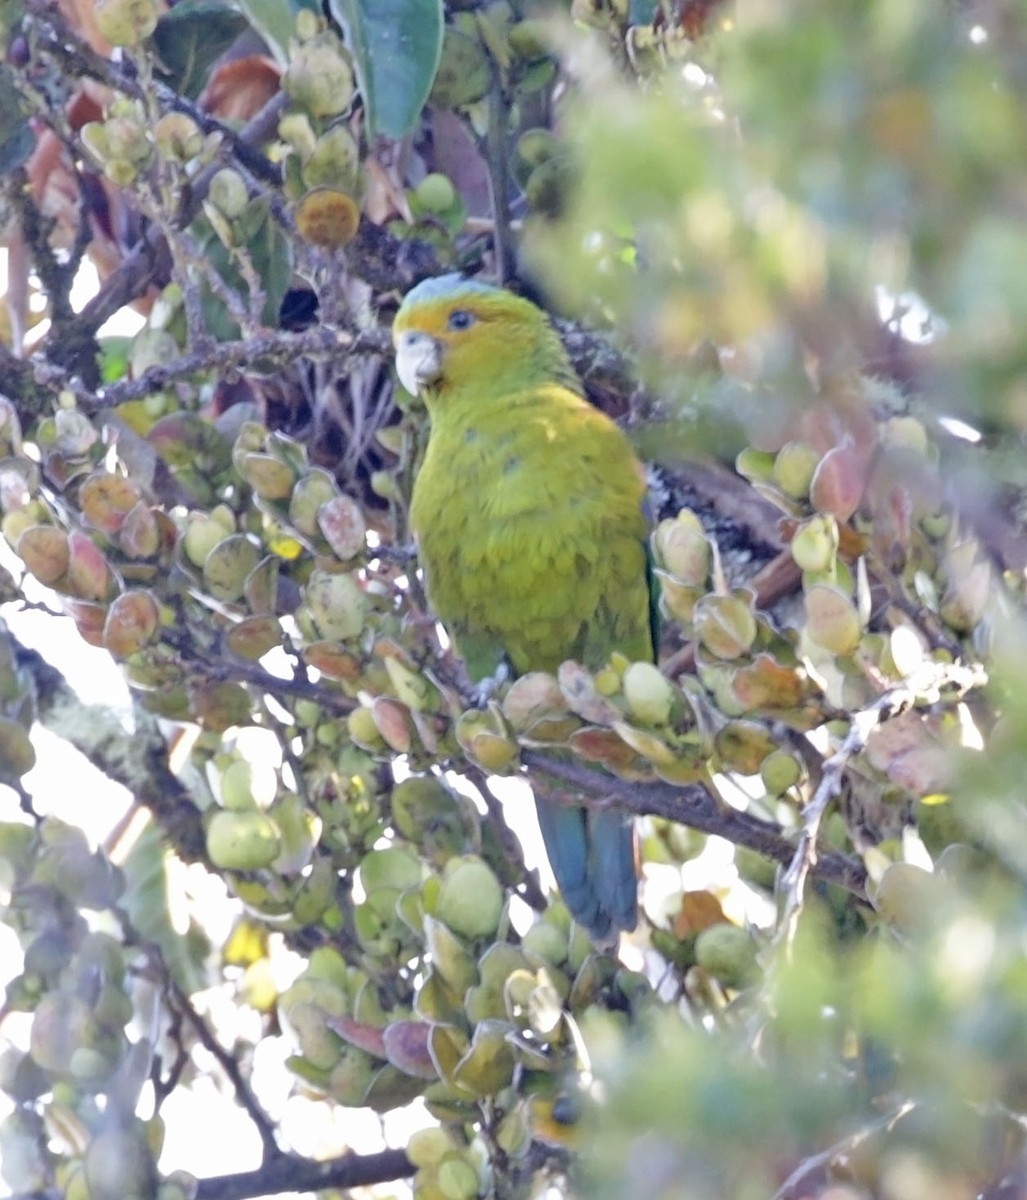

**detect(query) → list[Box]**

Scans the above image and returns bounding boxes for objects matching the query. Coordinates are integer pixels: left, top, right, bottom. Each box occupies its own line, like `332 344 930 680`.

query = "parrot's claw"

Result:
471 661 511 707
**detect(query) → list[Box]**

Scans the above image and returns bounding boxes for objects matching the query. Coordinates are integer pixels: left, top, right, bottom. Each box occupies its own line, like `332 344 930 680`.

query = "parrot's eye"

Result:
447 309 475 331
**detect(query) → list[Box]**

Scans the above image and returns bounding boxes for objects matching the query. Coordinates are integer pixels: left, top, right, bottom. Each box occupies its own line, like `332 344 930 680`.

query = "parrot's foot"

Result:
471 661 511 707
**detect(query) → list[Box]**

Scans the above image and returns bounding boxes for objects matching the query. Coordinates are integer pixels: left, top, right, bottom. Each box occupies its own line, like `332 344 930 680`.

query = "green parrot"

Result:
393 274 654 941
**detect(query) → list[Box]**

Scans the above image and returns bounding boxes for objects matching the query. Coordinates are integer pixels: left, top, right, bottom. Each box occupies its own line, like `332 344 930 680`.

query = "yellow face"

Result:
393 277 552 400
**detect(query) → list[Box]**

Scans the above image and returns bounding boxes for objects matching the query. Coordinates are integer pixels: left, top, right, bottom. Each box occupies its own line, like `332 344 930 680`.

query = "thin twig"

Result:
771 1099 916 1200
31 12 281 185
89 325 390 408
776 687 916 946
463 762 549 912
483 74 515 283
189 648 358 716
167 982 280 1164
70 93 289 339
774 652 987 943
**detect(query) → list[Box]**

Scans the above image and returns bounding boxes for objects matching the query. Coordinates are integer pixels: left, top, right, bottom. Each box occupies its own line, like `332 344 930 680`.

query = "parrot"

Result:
392 273 655 942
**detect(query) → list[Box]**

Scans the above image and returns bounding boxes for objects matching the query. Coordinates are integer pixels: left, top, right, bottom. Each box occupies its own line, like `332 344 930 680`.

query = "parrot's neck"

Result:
422 384 595 469
426 331 582 424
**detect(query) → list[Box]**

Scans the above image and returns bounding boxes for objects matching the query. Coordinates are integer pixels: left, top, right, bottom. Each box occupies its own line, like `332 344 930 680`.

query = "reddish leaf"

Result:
119 501 161 559
62 599 108 648
731 653 806 711
809 443 866 523
568 726 638 770
373 697 413 754
866 711 948 795
226 616 281 662
103 589 160 658
303 641 362 682
326 1014 387 1059
79 471 143 534
317 494 367 561
17 526 69 585
189 681 252 732
202 55 281 123
66 531 115 601
381 1021 438 1080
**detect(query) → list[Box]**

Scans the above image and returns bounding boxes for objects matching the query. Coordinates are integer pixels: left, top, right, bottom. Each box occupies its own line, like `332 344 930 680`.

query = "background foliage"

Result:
1 1 1026 1198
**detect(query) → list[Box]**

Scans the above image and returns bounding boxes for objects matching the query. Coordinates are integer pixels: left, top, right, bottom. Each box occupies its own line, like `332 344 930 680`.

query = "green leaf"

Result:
97 337 133 385
328 0 444 139
0 68 33 175
119 822 211 993
153 1 248 98
235 0 319 66
0 718 34 781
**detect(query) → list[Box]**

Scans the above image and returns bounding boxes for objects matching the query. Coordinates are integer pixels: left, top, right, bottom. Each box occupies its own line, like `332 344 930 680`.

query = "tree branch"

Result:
7 1148 414 1200
192 1148 414 1200
89 325 390 409
13 636 206 860
522 750 869 900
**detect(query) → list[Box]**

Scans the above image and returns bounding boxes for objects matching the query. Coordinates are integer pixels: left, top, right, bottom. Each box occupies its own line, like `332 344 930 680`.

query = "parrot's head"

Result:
392 274 576 404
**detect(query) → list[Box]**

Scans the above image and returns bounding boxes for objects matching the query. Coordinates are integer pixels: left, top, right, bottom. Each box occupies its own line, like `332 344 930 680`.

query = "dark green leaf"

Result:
329 0 443 139
153 1 249 98
0 68 33 175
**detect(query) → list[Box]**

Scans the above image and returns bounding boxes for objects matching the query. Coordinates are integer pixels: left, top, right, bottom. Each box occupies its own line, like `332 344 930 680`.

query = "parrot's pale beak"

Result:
395 330 443 395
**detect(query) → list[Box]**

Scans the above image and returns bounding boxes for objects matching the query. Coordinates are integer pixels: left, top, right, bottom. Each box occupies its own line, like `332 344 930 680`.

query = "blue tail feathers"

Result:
533 793 637 944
